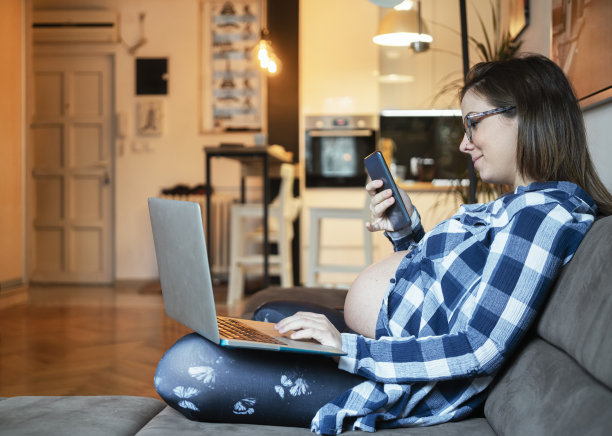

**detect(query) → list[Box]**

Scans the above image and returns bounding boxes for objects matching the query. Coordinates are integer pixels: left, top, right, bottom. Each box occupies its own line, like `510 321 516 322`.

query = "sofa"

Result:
1 216 611 435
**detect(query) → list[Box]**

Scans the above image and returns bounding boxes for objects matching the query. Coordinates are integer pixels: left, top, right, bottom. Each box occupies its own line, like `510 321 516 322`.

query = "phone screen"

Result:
364 151 411 230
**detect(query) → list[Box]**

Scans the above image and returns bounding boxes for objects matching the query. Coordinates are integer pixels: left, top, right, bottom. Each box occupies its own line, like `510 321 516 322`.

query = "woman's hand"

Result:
274 312 342 350
365 179 414 233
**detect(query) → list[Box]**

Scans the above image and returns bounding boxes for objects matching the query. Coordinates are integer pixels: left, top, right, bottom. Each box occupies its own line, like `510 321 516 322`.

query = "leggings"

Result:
154 301 364 428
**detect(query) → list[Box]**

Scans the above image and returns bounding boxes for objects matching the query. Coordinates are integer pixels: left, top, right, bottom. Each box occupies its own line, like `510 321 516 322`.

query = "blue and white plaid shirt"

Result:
312 182 596 434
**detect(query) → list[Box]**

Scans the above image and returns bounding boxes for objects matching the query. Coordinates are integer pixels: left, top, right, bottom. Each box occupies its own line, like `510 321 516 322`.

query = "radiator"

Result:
159 193 234 278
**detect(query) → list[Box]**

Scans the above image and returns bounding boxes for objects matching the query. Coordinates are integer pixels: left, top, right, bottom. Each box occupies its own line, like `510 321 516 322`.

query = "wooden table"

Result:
204 145 292 287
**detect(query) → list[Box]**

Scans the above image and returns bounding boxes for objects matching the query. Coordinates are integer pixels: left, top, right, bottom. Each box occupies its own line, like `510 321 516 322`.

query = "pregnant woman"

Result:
153 55 611 435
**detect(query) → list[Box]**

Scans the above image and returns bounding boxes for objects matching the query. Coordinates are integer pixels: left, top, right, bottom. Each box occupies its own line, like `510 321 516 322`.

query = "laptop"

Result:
148 197 346 356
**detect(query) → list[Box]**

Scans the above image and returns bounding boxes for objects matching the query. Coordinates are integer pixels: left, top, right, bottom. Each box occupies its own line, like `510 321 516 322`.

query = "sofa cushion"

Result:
0 396 165 436
485 216 612 435
138 405 495 435
536 216 612 388
484 338 612 435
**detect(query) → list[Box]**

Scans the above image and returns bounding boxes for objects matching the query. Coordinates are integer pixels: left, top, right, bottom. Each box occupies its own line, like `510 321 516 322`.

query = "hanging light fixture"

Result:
373 0 433 51
251 0 281 74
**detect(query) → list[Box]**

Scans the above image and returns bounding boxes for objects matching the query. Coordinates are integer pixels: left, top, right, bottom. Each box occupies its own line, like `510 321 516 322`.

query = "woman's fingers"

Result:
275 311 327 332
365 180 396 232
275 312 342 349
365 179 383 195
365 179 414 233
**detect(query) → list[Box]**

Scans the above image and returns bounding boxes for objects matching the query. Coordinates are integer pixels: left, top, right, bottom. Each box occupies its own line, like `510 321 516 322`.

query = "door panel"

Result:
34 72 64 118
32 124 63 168
31 54 113 284
72 124 103 165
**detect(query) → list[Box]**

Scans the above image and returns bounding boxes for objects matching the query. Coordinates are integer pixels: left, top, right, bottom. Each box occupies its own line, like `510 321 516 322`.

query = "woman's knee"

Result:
154 333 227 420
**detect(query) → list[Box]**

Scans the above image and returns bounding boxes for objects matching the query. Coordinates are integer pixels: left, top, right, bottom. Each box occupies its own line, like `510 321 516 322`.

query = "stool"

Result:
306 196 372 286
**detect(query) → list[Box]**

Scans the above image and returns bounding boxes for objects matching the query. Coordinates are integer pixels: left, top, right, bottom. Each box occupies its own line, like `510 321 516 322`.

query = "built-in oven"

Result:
305 115 378 187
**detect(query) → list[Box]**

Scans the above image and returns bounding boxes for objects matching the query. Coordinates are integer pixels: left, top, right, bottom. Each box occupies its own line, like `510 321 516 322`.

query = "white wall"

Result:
33 0 254 280
584 102 612 191
299 0 379 116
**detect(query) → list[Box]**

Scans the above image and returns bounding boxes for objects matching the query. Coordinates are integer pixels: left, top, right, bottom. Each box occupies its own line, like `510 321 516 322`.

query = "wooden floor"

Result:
0 281 244 399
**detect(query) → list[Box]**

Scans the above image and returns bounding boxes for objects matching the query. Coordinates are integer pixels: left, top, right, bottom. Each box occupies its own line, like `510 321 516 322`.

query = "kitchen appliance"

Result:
305 115 377 187
380 110 465 181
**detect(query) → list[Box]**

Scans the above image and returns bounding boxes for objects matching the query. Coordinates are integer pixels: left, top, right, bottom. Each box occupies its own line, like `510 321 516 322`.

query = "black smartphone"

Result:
364 151 411 230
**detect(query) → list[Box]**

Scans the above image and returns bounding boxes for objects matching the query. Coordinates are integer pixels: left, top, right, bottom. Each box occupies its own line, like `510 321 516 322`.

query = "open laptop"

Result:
148 197 345 356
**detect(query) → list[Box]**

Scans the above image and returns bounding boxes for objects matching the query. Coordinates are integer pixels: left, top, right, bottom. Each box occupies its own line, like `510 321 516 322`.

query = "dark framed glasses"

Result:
463 105 516 141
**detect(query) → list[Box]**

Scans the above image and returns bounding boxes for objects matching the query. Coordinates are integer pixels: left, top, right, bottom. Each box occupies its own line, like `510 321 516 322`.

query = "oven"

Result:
305 115 378 187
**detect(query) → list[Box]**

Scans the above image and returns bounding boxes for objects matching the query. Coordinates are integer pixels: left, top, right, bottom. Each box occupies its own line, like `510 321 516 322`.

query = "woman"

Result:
154 55 611 434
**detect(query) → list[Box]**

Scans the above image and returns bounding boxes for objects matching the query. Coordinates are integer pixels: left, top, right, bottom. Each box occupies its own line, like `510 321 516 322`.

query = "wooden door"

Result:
30 54 113 284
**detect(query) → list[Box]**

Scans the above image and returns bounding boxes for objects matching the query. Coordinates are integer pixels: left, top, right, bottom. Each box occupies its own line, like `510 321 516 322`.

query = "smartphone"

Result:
364 151 411 230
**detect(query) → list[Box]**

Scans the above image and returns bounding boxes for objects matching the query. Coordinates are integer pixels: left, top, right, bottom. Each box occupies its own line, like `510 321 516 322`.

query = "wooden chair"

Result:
227 163 301 305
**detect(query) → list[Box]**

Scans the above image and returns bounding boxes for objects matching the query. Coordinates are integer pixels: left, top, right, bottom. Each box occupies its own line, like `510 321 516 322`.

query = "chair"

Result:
306 195 373 286
227 163 301 305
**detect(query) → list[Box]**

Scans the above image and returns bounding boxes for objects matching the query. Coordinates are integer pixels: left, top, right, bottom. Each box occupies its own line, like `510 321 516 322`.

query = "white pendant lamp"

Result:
373 0 433 51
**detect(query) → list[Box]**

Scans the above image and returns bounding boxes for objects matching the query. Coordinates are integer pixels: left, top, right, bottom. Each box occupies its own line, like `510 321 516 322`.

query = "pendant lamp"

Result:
373 0 433 51
251 0 281 74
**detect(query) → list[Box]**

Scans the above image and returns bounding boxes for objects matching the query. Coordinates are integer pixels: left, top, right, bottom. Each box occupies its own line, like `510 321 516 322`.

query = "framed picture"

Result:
137 100 164 136
507 0 529 41
552 0 612 108
199 0 266 133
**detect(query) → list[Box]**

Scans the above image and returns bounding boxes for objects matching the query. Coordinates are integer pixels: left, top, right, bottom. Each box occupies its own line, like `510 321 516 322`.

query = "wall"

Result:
32 0 262 280
584 102 612 191
267 0 299 159
299 0 379 116
0 0 24 289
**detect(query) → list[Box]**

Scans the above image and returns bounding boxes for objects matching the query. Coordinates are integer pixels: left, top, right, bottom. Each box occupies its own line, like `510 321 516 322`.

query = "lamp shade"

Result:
368 0 404 6
373 8 433 47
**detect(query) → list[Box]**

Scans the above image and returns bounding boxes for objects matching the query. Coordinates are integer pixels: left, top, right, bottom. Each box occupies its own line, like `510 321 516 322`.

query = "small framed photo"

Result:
137 100 164 136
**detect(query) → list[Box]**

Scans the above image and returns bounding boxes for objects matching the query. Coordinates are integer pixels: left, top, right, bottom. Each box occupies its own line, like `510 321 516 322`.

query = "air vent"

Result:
32 10 119 43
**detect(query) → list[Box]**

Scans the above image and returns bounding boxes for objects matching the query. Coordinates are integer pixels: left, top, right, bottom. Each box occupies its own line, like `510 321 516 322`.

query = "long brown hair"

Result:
460 54 612 216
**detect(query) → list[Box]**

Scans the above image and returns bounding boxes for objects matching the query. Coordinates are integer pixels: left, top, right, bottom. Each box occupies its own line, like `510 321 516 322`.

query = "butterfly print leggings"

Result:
154 302 364 427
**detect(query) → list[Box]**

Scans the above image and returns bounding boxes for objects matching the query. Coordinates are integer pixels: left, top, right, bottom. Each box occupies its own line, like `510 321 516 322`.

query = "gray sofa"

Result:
1 216 611 435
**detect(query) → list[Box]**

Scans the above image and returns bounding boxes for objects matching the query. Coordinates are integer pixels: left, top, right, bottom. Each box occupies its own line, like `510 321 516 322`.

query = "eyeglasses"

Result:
463 105 516 142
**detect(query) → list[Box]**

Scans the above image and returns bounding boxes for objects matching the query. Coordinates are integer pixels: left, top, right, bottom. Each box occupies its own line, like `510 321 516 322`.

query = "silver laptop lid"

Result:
148 197 220 344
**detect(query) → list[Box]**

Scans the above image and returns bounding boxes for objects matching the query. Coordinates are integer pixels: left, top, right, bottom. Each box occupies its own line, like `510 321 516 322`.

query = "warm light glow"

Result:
252 37 281 75
266 53 280 74
373 31 432 46
378 73 415 83
393 0 414 10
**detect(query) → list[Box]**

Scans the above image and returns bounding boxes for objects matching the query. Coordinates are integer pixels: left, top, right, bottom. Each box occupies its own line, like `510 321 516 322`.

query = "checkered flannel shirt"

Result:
312 181 596 434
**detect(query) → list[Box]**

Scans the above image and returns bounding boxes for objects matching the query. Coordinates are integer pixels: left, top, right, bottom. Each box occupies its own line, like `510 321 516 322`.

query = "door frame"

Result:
27 42 118 284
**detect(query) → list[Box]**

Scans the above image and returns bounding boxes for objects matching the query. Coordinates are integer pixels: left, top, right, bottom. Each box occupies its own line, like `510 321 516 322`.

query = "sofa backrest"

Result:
484 216 612 435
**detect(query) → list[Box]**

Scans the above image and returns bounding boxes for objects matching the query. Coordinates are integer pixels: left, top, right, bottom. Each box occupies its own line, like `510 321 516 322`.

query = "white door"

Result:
30 54 113 284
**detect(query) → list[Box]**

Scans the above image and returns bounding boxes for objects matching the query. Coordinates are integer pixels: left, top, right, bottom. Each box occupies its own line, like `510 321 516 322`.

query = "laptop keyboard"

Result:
217 317 284 345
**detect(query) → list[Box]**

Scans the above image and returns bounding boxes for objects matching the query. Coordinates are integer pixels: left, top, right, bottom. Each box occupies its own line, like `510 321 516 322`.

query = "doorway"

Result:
29 53 114 284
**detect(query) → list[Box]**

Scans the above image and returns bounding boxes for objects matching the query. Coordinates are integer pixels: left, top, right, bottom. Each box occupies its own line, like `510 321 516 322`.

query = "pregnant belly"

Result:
344 250 408 338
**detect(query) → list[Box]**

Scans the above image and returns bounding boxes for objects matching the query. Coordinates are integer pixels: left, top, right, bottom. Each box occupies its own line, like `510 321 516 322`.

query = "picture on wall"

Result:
506 0 529 40
199 0 265 133
137 100 164 136
552 0 612 107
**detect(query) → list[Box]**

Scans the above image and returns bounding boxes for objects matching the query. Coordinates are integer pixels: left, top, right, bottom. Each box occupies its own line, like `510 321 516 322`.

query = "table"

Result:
204 145 292 287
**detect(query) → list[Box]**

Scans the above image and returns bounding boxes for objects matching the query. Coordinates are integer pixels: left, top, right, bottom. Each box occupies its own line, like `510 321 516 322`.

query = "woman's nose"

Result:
459 135 472 153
